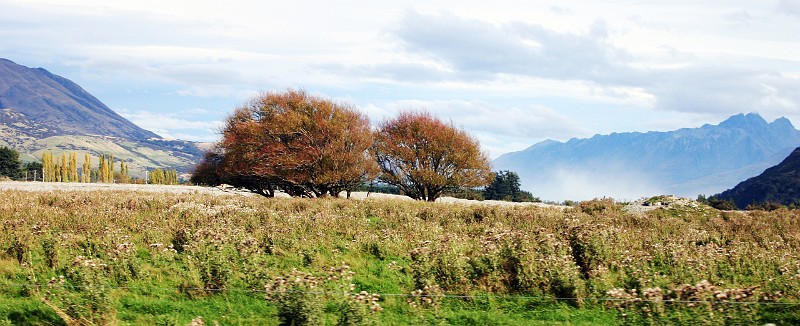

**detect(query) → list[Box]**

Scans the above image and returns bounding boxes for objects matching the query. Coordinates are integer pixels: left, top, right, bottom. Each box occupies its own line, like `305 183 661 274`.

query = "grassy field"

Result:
0 190 798 325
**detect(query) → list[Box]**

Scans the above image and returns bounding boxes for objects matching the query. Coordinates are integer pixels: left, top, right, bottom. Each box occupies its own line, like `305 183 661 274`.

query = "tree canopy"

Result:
483 170 537 202
195 89 377 197
373 111 493 201
0 146 22 179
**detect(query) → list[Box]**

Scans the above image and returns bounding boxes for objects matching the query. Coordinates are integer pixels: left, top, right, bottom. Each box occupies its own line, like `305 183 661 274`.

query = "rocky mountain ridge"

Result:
494 113 800 201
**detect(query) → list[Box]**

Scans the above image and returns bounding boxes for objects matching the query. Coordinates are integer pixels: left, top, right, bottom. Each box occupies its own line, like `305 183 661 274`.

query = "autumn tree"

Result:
147 168 176 185
69 152 78 182
115 160 130 184
98 154 107 183
190 148 225 186
42 152 54 182
59 153 69 182
149 168 164 184
164 169 178 185
203 89 378 197
108 154 115 183
97 154 115 183
191 147 281 196
373 111 493 202
82 153 91 183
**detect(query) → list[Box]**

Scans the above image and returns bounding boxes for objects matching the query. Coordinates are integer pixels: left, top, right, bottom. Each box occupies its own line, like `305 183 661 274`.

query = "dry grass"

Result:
0 190 798 324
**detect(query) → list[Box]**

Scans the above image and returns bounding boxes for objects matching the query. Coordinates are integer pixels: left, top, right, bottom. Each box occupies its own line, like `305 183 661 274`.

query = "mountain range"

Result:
493 113 800 201
0 58 204 175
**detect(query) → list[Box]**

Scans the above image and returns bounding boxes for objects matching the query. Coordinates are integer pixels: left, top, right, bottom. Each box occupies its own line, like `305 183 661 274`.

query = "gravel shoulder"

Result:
0 181 565 208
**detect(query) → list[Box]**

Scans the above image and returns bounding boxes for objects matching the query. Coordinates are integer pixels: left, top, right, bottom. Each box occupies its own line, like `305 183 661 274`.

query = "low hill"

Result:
0 58 204 175
714 147 800 208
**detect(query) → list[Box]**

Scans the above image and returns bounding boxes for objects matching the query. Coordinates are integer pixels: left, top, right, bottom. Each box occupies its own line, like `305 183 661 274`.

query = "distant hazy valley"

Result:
494 113 800 201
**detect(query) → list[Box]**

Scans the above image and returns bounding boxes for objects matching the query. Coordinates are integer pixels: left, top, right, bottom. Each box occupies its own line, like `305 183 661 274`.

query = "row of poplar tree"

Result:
40 152 178 184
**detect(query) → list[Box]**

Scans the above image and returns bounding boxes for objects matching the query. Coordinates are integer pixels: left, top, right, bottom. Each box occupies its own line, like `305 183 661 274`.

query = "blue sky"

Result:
2 0 799 158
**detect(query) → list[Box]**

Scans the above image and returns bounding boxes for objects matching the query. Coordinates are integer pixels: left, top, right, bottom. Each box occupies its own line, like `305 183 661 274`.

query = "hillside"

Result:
0 58 204 174
0 58 158 140
493 113 800 201
714 147 800 208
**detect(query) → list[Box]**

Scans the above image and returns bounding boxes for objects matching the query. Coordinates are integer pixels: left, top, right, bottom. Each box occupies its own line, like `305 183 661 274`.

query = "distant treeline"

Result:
38 151 178 185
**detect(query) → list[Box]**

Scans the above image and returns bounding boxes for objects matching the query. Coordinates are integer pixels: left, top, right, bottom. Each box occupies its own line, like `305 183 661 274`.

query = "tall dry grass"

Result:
0 191 798 324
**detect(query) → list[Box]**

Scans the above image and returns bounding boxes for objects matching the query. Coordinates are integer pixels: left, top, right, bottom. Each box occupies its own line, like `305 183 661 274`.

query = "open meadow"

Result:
1 187 799 325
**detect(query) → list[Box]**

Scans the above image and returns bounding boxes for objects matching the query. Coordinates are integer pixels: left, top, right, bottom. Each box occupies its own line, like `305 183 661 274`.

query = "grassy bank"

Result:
0 190 798 324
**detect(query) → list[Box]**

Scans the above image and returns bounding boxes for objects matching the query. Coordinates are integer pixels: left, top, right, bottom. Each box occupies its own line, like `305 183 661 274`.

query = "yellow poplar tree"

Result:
60 153 69 182
99 154 107 183
54 162 62 182
117 160 130 184
108 154 114 183
82 153 91 183
41 152 52 182
69 152 78 182
149 168 165 184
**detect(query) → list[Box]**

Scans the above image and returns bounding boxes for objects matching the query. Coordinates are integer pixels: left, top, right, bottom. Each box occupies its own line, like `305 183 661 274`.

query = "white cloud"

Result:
390 11 633 83
385 99 589 140
118 109 223 141
778 0 800 17
2 0 799 160
373 11 800 126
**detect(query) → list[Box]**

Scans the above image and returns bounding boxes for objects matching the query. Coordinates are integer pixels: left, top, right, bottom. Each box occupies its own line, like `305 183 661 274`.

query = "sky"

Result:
1 0 799 159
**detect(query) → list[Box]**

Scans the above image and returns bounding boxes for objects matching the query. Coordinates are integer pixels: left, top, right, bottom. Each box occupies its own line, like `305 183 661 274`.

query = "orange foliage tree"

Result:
199 89 378 197
373 111 493 201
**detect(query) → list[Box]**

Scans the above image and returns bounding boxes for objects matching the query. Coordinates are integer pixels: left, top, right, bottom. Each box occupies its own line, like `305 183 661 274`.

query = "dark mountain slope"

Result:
715 147 800 208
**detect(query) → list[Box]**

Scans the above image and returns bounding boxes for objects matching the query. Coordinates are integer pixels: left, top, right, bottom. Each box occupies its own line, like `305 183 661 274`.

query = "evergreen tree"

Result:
22 161 43 181
0 146 22 179
483 170 538 202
